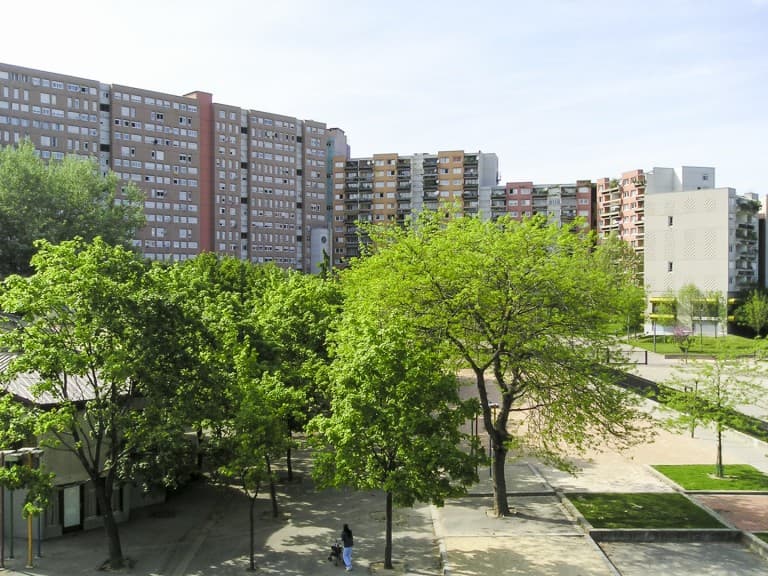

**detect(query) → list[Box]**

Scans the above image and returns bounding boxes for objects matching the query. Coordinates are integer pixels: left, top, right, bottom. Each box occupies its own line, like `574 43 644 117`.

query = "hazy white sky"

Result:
2 0 766 193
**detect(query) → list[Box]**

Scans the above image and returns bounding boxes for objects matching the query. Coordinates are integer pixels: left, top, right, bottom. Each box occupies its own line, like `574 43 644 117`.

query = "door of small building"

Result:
61 485 82 532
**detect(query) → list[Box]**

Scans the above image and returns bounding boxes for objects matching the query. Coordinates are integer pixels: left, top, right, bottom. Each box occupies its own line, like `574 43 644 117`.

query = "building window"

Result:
668 262 673 272
668 216 673 227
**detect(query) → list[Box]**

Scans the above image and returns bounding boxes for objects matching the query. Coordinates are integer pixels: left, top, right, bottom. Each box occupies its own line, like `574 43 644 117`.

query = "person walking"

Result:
341 523 354 571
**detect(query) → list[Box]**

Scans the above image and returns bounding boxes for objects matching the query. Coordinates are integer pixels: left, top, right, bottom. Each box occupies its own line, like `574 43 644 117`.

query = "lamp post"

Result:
691 380 698 438
19 448 43 569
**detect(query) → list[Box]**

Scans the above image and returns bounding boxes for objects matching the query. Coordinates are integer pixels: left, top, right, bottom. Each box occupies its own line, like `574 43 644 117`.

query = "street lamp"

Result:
19 448 43 569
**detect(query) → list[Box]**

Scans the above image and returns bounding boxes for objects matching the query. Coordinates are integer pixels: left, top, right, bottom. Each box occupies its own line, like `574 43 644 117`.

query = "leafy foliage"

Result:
346 211 652 516
735 289 768 338
0 237 209 568
310 300 481 568
0 396 53 517
661 352 764 477
0 141 144 278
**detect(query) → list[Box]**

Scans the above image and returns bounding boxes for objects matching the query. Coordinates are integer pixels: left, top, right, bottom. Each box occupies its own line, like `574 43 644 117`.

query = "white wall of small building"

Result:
644 187 733 335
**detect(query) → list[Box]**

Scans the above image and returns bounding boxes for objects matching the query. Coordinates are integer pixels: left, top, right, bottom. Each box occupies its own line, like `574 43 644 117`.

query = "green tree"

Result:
309 304 481 569
256 270 341 477
677 284 704 336
160 254 282 472
662 353 763 477
735 289 768 338
595 234 645 341
0 238 208 569
0 141 144 278
349 211 651 516
0 395 53 520
216 370 300 571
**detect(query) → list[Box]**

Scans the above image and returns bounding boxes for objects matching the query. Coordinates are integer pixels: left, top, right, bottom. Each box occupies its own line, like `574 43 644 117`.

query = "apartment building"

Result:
491 181 595 227
597 166 757 335
0 63 329 273
644 187 760 335
330 150 498 266
597 166 717 255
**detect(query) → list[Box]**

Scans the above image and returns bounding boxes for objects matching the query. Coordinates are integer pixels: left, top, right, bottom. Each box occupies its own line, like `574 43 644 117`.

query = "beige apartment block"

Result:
0 62 328 272
109 84 206 262
0 65 102 165
331 150 498 266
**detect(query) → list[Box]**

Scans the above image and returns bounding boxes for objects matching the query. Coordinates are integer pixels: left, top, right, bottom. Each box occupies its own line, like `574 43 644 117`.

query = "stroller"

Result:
328 539 342 566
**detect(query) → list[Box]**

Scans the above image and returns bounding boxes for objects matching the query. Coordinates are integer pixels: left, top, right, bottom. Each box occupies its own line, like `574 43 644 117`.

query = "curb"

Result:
429 505 450 576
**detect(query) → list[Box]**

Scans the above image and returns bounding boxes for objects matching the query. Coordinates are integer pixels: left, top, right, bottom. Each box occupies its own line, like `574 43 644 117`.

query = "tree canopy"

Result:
736 289 768 338
662 352 763 477
344 211 652 516
0 237 212 569
310 294 481 568
0 141 144 278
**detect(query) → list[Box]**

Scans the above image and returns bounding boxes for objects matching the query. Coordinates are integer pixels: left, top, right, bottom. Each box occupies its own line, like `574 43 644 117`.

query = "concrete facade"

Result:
0 62 329 272
330 151 498 265
498 180 595 228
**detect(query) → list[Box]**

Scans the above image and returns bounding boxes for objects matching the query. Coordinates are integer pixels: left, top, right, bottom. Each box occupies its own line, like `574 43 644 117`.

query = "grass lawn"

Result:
755 533 768 543
568 493 725 529
652 464 768 491
631 334 767 357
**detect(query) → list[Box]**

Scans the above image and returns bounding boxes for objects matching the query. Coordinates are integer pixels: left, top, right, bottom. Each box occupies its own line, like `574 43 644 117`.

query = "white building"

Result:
644 172 760 336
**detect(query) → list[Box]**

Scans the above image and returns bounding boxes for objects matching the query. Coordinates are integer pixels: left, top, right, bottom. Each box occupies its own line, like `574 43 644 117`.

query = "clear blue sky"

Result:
2 0 766 194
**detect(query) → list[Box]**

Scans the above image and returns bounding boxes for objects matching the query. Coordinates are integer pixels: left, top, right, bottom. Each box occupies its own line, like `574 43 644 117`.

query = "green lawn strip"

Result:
653 464 768 491
616 375 768 444
568 493 726 529
755 533 768 543
631 334 767 357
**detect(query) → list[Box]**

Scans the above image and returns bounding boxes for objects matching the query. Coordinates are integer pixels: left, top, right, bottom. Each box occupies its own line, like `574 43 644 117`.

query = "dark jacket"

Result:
341 528 353 548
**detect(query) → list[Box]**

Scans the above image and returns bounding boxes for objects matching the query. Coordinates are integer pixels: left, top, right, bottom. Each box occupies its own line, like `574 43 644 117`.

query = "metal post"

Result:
26 513 32 568
26 452 33 568
474 412 479 476
8 488 13 559
691 380 698 438
37 513 42 558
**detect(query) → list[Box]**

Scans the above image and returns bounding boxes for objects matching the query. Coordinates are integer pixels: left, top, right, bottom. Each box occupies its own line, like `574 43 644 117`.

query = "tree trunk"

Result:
249 493 256 571
715 426 724 478
266 457 278 518
93 477 123 570
286 445 293 482
384 490 393 570
492 440 511 516
196 428 204 470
